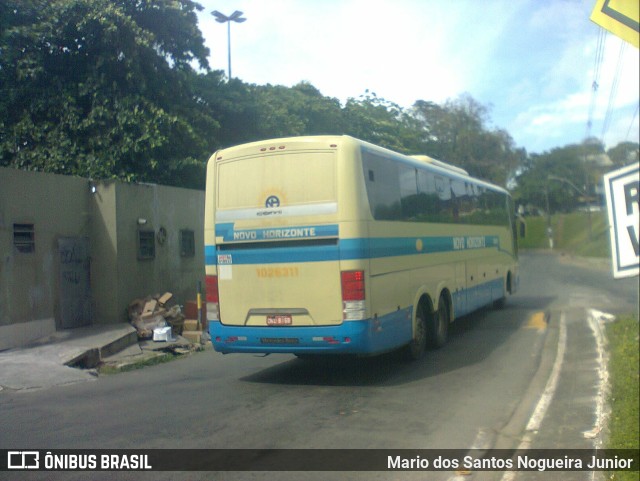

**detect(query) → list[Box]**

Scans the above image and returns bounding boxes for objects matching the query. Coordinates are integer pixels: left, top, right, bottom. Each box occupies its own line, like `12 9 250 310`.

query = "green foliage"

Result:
606 315 639 481
1 0 217 188
412 95 525 185
516 212 609 257
251 82 345 140
516 216 548 249
559 211 609 258
607 141 639 167
343 91 420 154
514 144 591 213
1 1 632 191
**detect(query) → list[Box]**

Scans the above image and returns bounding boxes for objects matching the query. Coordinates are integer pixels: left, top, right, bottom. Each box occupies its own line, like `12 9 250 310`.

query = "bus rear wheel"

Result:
428 295 449 349
405 304 427 360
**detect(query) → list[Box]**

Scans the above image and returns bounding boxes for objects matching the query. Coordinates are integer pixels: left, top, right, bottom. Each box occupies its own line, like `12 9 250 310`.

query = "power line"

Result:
625 103 639 142
585 29 607 140
600 40 626 144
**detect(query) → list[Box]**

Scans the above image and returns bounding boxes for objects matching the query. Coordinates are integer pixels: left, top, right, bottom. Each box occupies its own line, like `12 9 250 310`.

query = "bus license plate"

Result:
266 315 292 326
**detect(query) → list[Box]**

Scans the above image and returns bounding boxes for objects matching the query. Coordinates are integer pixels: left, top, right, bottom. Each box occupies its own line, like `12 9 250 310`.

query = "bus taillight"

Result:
205 275 220 321
341 270 366 320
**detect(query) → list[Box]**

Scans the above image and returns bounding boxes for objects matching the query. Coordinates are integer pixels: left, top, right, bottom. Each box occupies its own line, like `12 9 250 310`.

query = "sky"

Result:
194 0 639 155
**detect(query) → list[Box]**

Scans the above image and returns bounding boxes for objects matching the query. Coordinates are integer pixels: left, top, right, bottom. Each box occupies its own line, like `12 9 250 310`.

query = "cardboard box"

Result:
182 331 201 344
158 292 173 306
183 319 200 332
142 299 157 316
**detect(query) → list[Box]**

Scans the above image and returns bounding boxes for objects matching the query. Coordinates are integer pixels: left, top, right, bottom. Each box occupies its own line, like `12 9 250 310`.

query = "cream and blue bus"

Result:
204 135 518 359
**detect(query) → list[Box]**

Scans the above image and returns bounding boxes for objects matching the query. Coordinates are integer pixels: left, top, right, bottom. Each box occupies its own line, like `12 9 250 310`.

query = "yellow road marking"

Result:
525 311 547 331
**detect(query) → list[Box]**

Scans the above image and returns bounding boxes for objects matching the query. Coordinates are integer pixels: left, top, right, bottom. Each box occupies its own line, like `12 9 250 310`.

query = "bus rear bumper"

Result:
209 310 412 355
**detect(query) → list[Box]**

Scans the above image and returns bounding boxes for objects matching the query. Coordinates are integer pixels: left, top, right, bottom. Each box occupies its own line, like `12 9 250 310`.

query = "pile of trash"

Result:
127 292 185 341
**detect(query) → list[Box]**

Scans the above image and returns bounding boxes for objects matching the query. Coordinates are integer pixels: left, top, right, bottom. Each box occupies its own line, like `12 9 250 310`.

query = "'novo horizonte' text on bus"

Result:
204 135 518 359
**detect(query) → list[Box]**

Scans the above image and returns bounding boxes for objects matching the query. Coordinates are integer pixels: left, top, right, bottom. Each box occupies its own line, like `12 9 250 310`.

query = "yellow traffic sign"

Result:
591 0 639 48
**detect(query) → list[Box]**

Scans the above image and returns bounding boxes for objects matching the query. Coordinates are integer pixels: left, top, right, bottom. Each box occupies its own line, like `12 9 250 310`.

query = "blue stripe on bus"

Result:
216 223 340 242
205 235 501 266
452 277 504 317
209 307 413 355
208 277 506 355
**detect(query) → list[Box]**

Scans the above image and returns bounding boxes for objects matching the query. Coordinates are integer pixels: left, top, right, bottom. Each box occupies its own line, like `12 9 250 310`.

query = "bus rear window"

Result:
217 152 336 210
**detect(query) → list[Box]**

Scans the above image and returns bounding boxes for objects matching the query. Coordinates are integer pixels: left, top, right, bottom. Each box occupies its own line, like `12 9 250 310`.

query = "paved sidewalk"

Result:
0 324 137 392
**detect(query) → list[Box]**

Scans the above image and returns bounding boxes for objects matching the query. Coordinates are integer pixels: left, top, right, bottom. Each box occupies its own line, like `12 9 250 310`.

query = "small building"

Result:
0 167 204 350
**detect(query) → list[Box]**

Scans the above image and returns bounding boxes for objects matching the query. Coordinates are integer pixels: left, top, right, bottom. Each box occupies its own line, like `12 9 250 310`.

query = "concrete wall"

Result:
0 167 205 350
90 181 119 326
0 168 92 349
108 181 205 323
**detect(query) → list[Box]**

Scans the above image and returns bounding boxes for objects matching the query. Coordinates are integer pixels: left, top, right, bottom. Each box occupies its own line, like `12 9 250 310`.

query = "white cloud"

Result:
511 33 639 152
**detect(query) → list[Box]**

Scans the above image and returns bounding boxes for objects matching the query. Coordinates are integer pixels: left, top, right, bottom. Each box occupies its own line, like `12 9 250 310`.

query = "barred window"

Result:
138 230 155 260
180 229 195 257
14 223 35 253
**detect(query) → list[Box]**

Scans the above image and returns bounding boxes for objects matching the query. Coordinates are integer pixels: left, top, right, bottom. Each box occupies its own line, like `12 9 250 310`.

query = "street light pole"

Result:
212 10 247 80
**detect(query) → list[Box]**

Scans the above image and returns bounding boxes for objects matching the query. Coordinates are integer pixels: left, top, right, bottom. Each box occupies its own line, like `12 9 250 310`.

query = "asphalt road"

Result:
1 252 637 481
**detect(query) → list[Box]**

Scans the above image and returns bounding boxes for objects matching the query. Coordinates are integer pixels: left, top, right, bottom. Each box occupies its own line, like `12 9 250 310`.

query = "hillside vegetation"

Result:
518 212 610 258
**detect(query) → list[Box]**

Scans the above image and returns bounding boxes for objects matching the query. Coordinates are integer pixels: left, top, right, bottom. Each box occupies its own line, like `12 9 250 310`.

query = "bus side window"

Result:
362 150 402 220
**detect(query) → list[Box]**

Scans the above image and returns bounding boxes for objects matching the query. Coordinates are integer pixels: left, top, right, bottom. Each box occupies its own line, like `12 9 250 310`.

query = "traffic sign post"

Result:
590 0 639 48
604 163 639 279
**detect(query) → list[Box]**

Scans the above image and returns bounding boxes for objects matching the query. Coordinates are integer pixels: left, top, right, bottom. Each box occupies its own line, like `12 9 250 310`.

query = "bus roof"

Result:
211 135 510 196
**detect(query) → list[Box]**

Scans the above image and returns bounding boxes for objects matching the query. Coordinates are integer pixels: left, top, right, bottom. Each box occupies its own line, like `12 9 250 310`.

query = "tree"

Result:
191 77 347 150
342 91 425 154
251 82 345 140
0 2 528 190
607 141 640 167
514 144 589 213
0 0 217 188
412 95 524 185
189 72 251 149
